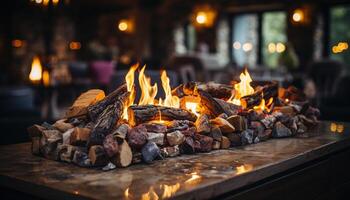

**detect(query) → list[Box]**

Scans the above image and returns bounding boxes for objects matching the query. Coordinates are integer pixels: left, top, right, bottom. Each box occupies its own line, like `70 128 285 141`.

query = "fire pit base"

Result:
0 121 349 200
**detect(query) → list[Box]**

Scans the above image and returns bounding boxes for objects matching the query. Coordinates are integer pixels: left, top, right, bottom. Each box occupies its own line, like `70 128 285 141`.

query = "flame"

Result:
141 187 159 200
122 63 139 120
29 56 43 82
236 164 253 175
185 102 200 117
43 70 50 87
253 97 273 112
138 66 158 105
228 69 255 107
158 70 180 108
161 183 180 199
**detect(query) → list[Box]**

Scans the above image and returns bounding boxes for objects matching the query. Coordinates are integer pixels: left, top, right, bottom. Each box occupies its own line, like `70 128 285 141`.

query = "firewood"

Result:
127 125 148 150
240 91 262 109
212 140 221 150
31 137 40 155
89 145 108 166
147 132 165 146
62 128 74 144
141 141 161 164
273 121 293 138
103 134 119 157
193 134 213 152
39 130 62 159
143 123 167 133
197 89 224 118
179 96 200 111
210 126 222 141
70 127 91 146
179 137 195 154
220 136 231 149
161 145 180 157
53 119 74 132
171 82 197 98
195 114 211 134
112 140 133 167
210 117 235 133
166 131 185 146
66 89 105 118
227 115 247 132
59 144 82 163
167 120 195 132
41 122 57 130
197 82 233 100
72 150 91 167
241 129 254 145
214 98 241 116
88 84 127 122
112 124 130 139
27 124 45 138
262 81 278 101
127 105 197 126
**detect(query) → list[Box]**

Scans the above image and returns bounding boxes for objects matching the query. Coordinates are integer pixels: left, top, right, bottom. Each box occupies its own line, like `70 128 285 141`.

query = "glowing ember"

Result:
29 56 43 83
185 102 200 117
228 69 255 107
253 97 273 112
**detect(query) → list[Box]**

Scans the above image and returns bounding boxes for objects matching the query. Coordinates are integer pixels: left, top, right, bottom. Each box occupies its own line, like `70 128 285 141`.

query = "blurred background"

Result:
0 0 349 144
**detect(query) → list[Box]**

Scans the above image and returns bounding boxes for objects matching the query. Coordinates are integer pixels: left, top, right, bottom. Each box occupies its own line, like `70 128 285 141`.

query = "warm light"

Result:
185 172 201 185
138 66 158 105
276 43 286 53
43 0 49 6
161 183 180 199
118 21 128 31
69 41 81 50
330 122 337 132
122 63 139 120
124 188 130 198
196 12 207 24
52 0 59 5
242 43 253 52
228 69 255 107
253 97 273 112
185 102 200 117
43 70 50 87
268 43 276 53
141 186 159 200
337 124 344 133
236 164 253 175
29 56 43 83
285 98 290 103
233 41 241 50
292 9 304 23
158 70 180 108
35 0 43 4
12 39 23 48
332 42 348 54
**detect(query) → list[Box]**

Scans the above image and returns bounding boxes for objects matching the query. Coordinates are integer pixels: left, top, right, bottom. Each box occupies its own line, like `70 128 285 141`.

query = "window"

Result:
330 6 350 65
262 11 287 68
232 14 259 67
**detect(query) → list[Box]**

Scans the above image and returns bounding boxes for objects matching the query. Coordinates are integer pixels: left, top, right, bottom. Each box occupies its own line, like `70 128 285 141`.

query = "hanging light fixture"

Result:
192 5 217 28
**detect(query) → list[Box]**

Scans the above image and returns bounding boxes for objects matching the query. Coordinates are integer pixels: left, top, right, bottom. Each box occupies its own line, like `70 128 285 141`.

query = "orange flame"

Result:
158 70 180 108
141 186 159 200
253 97 273 112
185 102 200 117
29 56 43 83
236 164 253 175
161 183 180 199
138 65 158 105
122 64 139 120
228 69 255 106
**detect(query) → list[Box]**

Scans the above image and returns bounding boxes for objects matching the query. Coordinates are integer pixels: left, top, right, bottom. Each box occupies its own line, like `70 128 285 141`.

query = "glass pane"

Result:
330 6 350 65
262 11 287 68
232 14 258 67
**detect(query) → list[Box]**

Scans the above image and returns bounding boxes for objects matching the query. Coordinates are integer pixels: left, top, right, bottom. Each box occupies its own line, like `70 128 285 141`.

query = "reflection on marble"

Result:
0 121 350 200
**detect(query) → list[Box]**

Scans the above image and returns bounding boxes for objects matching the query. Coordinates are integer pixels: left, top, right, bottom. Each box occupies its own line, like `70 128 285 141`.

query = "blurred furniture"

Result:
0 86 41 144
168 55 209 82
307 60 344 106
90 61 115 85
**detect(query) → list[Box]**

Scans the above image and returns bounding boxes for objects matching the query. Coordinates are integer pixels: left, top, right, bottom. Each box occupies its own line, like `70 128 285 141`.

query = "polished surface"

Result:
0 121 349 200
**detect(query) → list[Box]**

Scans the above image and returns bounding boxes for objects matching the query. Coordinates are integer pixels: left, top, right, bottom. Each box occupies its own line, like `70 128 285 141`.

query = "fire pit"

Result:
27 64 320 169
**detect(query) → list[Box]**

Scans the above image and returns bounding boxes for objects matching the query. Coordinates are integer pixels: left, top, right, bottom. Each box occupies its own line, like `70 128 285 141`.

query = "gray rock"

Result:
273 122 293 138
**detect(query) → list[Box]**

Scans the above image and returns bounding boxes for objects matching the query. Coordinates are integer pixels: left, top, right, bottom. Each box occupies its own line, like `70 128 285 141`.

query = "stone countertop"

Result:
0 121 349 200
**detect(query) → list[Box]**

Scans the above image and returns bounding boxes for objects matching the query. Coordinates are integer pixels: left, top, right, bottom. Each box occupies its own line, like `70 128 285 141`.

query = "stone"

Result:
226 133 241 146
72 150 91 167
166 131 185 146
227 115 247 132
210 117 235 133
102 162 116 171
220 136 231 149
210 126 223 141
195 114 211 134
53 119 74 132
193 134 213 152
141 142 161 164
147 132 165 146
250 121 265 139
143 123 167 133
258 129 272 141
59 144 81 163
89 145 108 166
62 128 74 144
212 140 221 150
241 129 254 145
103 134 119 157
161 146 180 157
273 122 293 138
179 137 195 154
127 125 148 150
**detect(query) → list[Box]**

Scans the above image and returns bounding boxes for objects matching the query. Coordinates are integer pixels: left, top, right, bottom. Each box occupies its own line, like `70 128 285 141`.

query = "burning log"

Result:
197 90 225 117
241 82 278 109
227 115 247 132
66 89 105 119
89 145 108 166
127 105 197 126
167 120 195 132
171 82 197 98
111 140 133 167
88 84 127 122
141 141 162 164
214 98 241 116
195 114 211 134
197 82 233 100
261 81 278 101
240 91 263 109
